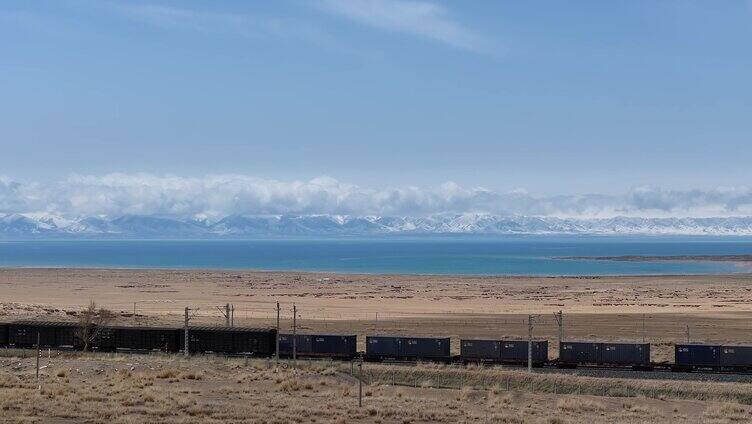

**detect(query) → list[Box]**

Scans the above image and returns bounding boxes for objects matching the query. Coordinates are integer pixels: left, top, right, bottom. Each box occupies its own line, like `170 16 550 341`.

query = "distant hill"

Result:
3 212 752 238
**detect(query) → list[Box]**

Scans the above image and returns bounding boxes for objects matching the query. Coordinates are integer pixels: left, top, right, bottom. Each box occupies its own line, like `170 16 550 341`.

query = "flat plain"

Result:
3 268 752 423
2 268 752 359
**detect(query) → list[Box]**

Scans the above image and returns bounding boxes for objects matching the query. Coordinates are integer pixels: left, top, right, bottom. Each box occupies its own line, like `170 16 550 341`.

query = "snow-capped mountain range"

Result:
3 212 752 238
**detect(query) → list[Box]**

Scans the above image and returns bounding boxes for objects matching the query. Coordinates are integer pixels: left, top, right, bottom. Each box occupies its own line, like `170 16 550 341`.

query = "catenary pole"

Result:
276 302 280 363
528 315 534 372
36 332 41 385
293 304 297 370
184 307 190 357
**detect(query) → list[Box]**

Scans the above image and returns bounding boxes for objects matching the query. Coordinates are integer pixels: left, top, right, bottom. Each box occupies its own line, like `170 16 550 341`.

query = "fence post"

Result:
358 360 363 407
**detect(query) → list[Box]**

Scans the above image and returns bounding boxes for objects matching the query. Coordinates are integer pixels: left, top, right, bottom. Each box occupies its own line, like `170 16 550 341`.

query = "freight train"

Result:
2 321 752 372
1 321 276 356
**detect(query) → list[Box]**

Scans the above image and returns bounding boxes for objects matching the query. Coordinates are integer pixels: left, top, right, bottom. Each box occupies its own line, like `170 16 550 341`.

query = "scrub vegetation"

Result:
1 351 751 423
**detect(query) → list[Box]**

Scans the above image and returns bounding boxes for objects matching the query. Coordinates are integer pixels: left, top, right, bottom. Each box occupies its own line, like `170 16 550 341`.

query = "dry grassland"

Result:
3 268 752 364
1 351 752 423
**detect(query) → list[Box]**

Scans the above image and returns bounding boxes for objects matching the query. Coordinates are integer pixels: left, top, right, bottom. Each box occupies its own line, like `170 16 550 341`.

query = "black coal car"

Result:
109 326 182 352
7 321 82 349
0 322 8 347
559 341 650 368
278 334 357 359
366 336 451 362
180 326 276 356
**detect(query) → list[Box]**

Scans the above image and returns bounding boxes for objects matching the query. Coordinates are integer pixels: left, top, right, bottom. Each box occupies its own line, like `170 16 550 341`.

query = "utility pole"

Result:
293 304 297 370
184 307 190 357
225 303 230 327
133 302 137 317
275 302 280 363
527 314 534 372
231 304 234 327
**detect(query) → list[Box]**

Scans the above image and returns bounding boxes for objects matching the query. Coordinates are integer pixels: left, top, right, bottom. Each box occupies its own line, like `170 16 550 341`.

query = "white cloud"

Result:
317 0 494 54
2 174 752 219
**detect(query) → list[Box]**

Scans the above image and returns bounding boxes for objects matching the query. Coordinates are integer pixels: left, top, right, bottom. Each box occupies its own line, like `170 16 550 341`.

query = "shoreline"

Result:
558 254 752 264
1 265 751 279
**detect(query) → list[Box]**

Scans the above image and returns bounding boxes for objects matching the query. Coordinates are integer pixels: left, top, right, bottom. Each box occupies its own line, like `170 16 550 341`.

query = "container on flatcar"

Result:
558 341 600 365
675 344 721 369
278 334 312 356
366 335 450 361
7 321 80 349
278 334 295 355
310 334 356 358
279 334 356 358
365 336 401 359
402 336 451 360
720 345 752 369
600 342 650 366
500 340 548 364
112 326 181 352
460 339 501 362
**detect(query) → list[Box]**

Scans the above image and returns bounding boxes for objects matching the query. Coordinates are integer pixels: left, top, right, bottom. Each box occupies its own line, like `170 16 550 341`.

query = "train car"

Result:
560 341 650 368
559 341 600 367
232 327 276 356
402 336 450 361
460 339 501 363
278 334 357 359
181 326 276 356
92 326 117 352
721 345 752 371
366 336 451 362
365 336 401 360
7 321 81 349
600 342 650 368
0 323 8 347
674 344 721 371
279 333 305 357
110 326 181 352
500 340 548 365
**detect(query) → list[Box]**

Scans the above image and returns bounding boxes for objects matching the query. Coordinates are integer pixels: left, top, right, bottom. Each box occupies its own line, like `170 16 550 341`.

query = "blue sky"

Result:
1 0 752 215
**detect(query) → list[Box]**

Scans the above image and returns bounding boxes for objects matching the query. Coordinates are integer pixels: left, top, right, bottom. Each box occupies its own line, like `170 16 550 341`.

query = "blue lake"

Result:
1 237 752 275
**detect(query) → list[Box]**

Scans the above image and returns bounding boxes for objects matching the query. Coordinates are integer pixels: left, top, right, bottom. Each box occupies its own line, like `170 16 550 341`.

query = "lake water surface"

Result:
1 237 751 276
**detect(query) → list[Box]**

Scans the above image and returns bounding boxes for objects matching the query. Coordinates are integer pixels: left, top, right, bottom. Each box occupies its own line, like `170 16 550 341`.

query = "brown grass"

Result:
0 352 747 423
353 363 752 405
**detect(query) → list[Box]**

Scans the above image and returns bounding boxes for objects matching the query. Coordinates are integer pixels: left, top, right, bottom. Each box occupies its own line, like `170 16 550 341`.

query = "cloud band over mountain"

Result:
2 173 752 220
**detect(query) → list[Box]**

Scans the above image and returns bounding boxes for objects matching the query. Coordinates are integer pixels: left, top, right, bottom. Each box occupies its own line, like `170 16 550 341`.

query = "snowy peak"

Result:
1 213 752 237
